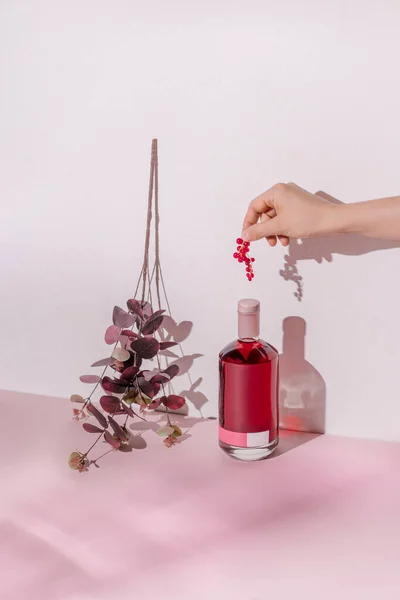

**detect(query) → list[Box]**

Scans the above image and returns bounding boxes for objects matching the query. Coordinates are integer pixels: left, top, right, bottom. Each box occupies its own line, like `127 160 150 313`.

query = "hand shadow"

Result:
280 191 400 301
279 316 326 435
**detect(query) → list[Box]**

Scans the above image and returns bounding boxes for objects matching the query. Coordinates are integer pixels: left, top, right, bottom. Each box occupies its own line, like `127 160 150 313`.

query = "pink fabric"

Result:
1 390 400 600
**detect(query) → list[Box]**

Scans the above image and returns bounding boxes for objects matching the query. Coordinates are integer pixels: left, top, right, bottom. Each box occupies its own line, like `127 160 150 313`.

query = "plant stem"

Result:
91 448 115 465
84 431 104 456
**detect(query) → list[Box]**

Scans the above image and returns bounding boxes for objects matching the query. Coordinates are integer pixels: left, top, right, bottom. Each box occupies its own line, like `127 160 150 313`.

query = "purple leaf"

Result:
150 373 171 384
121 403 135 418
113 306 135 328
163 394 186 410
108 416 128 442
126 298 144 318
163 364 180 380
142 310 165 335
104 430 120 449
105 325 120 345
159 341 178 350
101 376 127 395
141 301 153 318
79 375 100 384
138 377 158 399
130 336 160 359
90 357 114 368
99 395 121 414
83 422 104 434
148 398 162 410
87 404 108 429
120 366 140 381
120 329 138 339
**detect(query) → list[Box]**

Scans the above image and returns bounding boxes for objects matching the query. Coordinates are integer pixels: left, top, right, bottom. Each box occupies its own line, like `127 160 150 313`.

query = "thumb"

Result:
243 217 282 242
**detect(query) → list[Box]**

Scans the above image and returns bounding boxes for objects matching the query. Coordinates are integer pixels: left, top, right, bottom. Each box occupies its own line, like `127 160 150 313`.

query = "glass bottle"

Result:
219 299 279 461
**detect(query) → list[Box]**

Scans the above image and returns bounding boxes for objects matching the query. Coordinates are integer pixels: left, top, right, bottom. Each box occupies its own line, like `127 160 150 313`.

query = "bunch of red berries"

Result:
233 238 255 281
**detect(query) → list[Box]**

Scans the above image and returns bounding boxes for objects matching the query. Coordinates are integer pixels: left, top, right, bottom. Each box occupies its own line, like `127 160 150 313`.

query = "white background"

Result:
1 0 399 441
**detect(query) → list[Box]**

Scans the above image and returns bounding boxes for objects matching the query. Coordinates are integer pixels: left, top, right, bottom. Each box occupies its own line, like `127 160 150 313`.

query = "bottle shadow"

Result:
270 316 326 457
280 191 400 301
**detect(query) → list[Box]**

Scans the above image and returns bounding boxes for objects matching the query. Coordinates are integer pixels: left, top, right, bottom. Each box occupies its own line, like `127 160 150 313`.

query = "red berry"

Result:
251 257 255 262
233 253 239 259
238 258 243 263
236 238 243 244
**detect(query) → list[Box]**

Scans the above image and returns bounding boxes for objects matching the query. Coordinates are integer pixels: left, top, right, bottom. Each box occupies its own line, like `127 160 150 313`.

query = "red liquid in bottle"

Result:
219 300 279 461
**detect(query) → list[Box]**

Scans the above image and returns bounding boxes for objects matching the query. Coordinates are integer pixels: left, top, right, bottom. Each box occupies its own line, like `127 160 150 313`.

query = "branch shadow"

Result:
280 191 400 301
157 316 208 417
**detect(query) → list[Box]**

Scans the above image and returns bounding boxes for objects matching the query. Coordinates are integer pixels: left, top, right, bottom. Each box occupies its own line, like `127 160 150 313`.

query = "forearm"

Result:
329 197 400 240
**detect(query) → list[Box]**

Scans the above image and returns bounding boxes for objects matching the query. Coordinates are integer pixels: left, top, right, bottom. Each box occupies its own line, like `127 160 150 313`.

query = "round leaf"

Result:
83 422 104 434
120 329 138 339
120 365 139 381
163 364 180 380
130 336 160 360
171 425 183 438
101 376 127 395
100 395 121 414
142 310 165 335
112 347 130 362
70 394 85 404
113 306 135 328
148 398 162 410
105 325 120 345
159 341 178 350
126 298 143 317
164 395 185 411
90 357 114 368
104 430 120 449
79 375 100 384
108 416 128 441
138 377 160 399
156 425 174 437
121 403 135 418
86 404 108 429
150 373 171 384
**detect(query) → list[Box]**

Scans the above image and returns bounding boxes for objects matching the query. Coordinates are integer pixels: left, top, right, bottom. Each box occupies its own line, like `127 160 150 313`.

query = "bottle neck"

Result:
238 311 260 340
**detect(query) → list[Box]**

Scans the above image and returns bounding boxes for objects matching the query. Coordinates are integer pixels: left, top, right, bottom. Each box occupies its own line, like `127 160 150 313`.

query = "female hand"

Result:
242 183 335 247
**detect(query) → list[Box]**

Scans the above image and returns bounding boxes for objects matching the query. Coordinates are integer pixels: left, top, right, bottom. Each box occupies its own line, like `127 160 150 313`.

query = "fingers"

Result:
242 188 275 233
278 235 290 246
243 217 282 242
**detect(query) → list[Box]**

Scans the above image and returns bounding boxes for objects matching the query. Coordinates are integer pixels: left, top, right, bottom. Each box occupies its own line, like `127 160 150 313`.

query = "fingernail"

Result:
242 230 250 241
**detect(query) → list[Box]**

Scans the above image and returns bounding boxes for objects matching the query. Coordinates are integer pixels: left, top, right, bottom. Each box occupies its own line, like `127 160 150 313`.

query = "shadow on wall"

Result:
157 315 208 418
280 191 400 301
279 316 326 434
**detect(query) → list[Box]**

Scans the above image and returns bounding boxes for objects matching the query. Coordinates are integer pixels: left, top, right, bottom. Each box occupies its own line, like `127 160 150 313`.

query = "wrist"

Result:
320 202 354 236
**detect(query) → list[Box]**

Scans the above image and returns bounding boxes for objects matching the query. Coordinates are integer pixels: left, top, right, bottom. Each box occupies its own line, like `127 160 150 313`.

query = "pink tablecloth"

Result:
0 390 399 600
